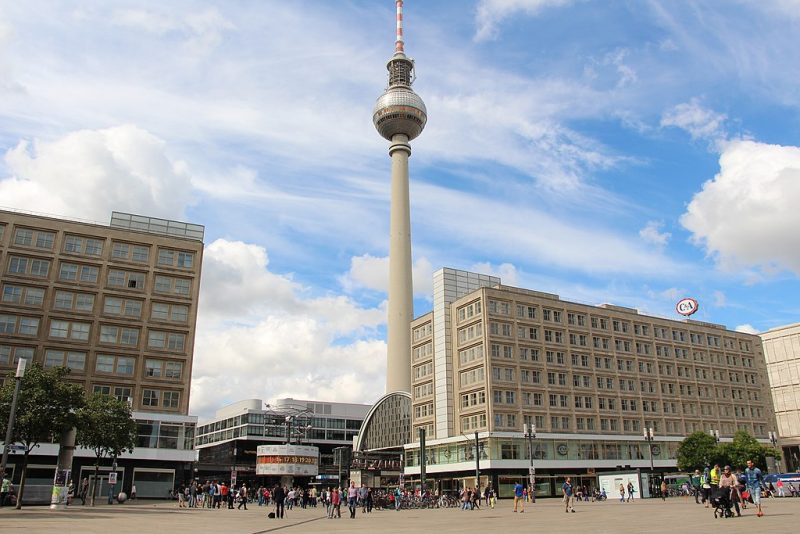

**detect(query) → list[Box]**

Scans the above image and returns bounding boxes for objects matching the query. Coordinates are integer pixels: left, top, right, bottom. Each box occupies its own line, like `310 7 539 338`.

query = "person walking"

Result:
660 479 668 501
131 484 137 500
513 481 524 512
719 465 741 517
626 480 635 502
237 484 248 510
562 477 575 513
619 483 625 502
691 470 701 504
745 459 765 517
80 477 89 505
332 487 342 518
347 481 358 518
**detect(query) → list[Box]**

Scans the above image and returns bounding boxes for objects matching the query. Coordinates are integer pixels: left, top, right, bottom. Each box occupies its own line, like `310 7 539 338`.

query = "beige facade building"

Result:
761 323 800 470
0 209 203 498
404 268 777 497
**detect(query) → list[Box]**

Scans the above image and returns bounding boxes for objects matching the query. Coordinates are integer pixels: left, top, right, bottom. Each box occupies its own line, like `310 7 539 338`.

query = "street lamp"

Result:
523 423 536 503
0 357 28 480
643 427 655 497
769 431 781 472
709 429 720 443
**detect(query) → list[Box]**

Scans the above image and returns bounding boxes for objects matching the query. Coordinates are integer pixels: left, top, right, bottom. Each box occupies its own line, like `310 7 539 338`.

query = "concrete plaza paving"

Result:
1 496 799 534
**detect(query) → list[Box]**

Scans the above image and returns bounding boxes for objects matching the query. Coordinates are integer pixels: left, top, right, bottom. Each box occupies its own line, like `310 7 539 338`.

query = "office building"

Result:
0 209 203 498
403 268 778 497
761 322 800 470
194 398 370 486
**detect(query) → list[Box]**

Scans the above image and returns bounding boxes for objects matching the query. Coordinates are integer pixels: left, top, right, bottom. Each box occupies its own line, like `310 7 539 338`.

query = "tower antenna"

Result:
395 0 404 54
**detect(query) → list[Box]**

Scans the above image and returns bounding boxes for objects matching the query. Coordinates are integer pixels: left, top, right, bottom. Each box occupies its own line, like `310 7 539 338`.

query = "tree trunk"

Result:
14 449 30 510
91 458 100 507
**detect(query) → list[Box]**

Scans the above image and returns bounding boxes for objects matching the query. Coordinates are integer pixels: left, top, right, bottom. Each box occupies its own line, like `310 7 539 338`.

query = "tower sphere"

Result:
373 51 427 142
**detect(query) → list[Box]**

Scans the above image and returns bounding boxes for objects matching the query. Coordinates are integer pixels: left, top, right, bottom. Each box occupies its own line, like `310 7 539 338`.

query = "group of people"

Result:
691 459 768 517
175 480 250 509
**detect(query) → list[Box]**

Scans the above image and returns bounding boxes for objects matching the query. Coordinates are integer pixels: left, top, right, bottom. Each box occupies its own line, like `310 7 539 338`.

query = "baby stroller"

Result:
711 487 732 518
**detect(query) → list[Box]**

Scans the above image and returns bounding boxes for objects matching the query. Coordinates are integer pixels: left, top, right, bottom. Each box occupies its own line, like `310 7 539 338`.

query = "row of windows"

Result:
469 338 758 376
5 256 193 295
481 300 753 352
0 345 184 379
5 226 196 270
2 286 189 323
0 315 187 352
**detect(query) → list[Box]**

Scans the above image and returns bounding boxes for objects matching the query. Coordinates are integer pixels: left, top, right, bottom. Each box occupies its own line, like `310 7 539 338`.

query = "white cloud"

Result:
639 220 671 247
681 139 800 275
474 0 575 41
712 290 727 307
0 125 194 222
340 254 434 298
191 239 388 419
661 98 728 145
735 323 759 335
469 262 519 286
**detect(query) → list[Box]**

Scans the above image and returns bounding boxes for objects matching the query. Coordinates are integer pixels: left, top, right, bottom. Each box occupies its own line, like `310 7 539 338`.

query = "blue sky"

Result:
1 0 799 420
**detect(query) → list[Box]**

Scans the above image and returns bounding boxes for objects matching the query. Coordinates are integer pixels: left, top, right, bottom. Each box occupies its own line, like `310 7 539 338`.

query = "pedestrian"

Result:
719 465 741 517
744 459 765 517
80 477 89 505
660 479 668 501
776 479 785 497
626 480 635 502
3 472 14 507
131 484 137 500
563 477 575 513
513 481 524 512
347 481 358 518
237 484 248 510
366 487 373 513
692 469 701 504
333 487 342 518
273 484 286 518
359 483 368 513
619 483 625 502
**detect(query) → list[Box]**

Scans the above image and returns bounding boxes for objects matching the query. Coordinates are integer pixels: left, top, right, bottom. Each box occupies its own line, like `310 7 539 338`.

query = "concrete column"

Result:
386 133 413 394
50 427 76 510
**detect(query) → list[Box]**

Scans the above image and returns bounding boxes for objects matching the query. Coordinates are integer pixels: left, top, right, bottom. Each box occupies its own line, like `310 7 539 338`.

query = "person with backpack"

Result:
237 484 248 510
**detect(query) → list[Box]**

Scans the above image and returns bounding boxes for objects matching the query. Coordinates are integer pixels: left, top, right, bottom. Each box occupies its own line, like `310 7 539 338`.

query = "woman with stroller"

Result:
719 465 741 517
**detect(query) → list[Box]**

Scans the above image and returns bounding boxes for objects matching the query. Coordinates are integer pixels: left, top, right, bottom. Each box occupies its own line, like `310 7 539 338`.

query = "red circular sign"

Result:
676 297 699 316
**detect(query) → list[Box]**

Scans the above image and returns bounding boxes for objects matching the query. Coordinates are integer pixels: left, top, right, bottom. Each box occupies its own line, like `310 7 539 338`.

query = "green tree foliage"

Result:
676 431 719 471
0 363 85 509
677 430 782 472
75 393 137 506
716 430 781 471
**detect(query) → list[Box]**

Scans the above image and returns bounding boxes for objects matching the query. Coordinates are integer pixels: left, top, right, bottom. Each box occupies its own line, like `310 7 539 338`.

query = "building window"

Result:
15 228 55 249
142 389 160 407
103 296 142 318
53 290 95 312
0 345 34 365
163 391 180 409
1 284 45 307
49 320 90 341
99 325 140 346
44 350 86 371
7 256 50 278
107 269 146 290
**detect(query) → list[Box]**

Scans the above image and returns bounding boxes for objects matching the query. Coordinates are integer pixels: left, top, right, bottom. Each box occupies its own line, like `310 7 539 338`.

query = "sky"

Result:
1 0 800 422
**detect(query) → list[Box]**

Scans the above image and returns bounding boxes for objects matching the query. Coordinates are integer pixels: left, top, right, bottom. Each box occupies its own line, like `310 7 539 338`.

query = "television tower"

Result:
373 0 427 394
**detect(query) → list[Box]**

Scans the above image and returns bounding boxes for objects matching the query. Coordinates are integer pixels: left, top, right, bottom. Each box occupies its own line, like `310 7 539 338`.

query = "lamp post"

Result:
643 427 655 497
0 357 28 480
769 431 781 472
107 457 118 504
523 423 536 503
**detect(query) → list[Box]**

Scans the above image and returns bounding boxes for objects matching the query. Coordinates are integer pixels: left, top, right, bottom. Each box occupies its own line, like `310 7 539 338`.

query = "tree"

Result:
676 431 718 471
0 363 85 509
716 430 781 471
76 393 137 506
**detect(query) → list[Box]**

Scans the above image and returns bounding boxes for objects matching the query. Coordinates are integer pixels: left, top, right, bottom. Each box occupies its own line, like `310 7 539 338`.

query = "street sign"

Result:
231 470 237 486
108 472 118 485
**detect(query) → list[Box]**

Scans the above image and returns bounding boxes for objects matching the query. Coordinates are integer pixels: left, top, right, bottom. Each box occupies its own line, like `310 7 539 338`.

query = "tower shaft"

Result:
386 134 413 394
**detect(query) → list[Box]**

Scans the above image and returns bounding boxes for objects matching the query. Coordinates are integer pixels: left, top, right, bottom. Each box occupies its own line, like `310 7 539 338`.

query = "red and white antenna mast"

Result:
395 0 405 53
